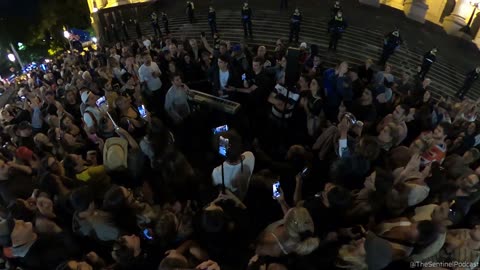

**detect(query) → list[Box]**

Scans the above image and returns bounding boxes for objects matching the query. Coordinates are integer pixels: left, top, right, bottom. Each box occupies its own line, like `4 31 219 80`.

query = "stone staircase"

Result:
116 9 480 99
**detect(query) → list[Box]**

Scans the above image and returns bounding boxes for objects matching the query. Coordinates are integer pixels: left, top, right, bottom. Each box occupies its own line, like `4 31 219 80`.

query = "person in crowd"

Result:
418 47 437 80
1 10 480 270
70 186 121 242
241 2 253 38
212 130 255 200
289 8 302 44
327 10 347 52
456 67 480 99
164 73 191 125
138 53 163 113
379 29 403 66
208 6 217 37
411 122 452 166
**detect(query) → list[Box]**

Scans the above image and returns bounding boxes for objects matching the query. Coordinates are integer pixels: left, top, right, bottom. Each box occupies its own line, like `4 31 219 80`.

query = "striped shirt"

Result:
271 84 300 119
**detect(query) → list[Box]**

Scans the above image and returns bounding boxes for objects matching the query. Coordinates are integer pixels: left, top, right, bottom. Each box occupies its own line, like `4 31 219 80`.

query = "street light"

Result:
461 0 480 35
7 53 15 62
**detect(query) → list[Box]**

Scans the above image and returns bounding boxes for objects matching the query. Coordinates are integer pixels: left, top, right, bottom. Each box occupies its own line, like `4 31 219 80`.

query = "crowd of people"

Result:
1 2 480 270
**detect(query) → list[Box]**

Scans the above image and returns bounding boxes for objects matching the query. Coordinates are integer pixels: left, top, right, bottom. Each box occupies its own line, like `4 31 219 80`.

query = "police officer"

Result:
186 1 195 23
328 11 347 51
162 12 170 34
418 48 437 80
208 6 217 37
134 19 142 39
121 20 129 41
289 8 302 43
111 24 120 42
378 29 402 66
241 2 253 38
456 67 480 99
150 12 162 37
331 1 342 17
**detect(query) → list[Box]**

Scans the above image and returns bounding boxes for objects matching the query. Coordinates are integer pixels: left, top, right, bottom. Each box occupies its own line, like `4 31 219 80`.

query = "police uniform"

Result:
151 12 162 37
379 30 402 65
134 19 142 39
162 13 170 34
418 49 437 80
456 68 480 99
241 4 253 38
289 10 302 43
122 21 129 41
112 24 120 42
186 1 195 23
328 15 347 51
208 8 217 36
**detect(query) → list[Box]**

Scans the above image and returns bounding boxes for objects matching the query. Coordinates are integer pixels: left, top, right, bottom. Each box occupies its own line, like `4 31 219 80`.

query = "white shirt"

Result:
164 85 191 123
219 70 229 90
212 151 255 192
143 39 152 49
138 62 162 91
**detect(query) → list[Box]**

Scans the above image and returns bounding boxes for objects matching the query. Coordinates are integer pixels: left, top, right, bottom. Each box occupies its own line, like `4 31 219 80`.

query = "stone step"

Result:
112 10 480 98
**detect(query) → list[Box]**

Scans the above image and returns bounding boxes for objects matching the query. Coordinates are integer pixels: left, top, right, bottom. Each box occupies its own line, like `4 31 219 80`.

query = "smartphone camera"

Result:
20 96 26 102
212 124 229 135
218 136 229 157
300 167 310 178
272 181 281 198
138 105 147 118
95 96 107 108
241 73 246 81
142 228 154 240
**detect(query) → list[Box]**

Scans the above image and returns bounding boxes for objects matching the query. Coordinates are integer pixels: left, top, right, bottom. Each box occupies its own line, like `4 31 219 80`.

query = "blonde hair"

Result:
336 244 368 270
284 207 319 255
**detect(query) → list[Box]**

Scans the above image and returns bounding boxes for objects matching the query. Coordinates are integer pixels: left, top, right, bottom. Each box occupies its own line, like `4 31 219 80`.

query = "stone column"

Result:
404 0 429 23
474 21 480 48
443 0 471 35
359 0 380 8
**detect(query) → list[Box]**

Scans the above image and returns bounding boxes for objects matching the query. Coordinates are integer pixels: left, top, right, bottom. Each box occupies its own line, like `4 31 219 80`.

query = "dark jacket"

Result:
465 69 480 83
328 17 347 34
241 7 252 21
291 13 302 25
0 170 35 206
16 233 80 270
422 51 436 66
209 66 241 95
384 32 402 51
208 11 216 22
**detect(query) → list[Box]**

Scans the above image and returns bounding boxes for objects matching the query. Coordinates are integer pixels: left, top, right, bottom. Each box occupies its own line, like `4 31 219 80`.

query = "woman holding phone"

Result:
115 96 146 140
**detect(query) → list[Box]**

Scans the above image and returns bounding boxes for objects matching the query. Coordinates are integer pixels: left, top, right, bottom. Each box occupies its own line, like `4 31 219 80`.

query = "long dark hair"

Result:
103 185 139 234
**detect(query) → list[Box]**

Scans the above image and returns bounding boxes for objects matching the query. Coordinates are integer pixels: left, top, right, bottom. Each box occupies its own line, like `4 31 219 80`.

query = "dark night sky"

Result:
0 0 40 19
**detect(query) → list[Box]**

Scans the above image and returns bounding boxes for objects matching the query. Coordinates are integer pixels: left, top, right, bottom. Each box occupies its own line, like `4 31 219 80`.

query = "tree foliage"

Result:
0 0 90 74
